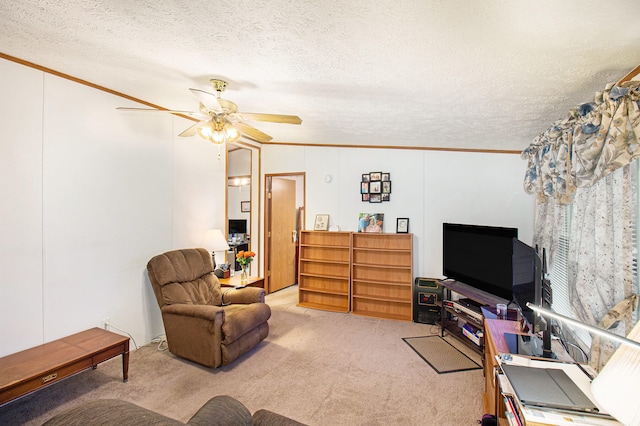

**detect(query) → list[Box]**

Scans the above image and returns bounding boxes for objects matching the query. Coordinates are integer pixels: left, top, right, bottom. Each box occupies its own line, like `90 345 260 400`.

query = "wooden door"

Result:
267 177 297 293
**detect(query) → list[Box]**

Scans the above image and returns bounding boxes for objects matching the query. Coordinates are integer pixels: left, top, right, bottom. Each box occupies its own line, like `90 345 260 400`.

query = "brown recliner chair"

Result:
147 248 271 368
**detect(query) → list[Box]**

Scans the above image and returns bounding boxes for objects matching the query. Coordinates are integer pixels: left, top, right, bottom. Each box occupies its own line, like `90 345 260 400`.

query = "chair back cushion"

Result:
147 248 222 309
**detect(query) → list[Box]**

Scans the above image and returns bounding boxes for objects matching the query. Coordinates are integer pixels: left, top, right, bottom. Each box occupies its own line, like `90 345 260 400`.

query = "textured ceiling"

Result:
1 0 640 152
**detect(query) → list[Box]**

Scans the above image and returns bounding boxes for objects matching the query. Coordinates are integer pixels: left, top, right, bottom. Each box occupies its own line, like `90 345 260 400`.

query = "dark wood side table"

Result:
219 275 265 289
0 327 129 406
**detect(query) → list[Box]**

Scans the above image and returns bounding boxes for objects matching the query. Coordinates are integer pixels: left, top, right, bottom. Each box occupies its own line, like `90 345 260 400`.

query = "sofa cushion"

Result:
147 248 222 307
188 395 252 425
221 303 272 344
253 409 308 426
42 399 182 425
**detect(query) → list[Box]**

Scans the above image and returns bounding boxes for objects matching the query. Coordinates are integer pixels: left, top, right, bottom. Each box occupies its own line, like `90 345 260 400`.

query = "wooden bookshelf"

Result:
298 231 351 312
351 233 413 321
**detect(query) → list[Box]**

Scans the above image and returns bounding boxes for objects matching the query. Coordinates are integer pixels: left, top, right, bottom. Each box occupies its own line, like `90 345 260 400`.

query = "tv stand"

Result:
439 280 510 355
457 298 483 311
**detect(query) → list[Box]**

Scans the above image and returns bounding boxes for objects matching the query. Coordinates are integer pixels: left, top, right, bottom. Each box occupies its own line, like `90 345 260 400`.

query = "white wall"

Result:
0 58 226 356
261 145 534 279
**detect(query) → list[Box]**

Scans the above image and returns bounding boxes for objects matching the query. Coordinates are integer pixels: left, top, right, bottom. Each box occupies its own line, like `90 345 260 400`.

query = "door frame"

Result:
264 172 305 294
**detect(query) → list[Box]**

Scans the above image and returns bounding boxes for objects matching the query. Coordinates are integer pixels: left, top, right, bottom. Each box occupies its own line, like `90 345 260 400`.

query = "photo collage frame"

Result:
360 172 391 203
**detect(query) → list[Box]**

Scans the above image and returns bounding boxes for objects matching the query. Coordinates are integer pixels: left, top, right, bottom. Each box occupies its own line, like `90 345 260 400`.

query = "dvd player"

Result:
443 299 484 324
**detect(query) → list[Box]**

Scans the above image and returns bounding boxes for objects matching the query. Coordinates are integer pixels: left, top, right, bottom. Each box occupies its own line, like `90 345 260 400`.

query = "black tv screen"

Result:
229 219 247 235
442 223 517 300
512 238 542 327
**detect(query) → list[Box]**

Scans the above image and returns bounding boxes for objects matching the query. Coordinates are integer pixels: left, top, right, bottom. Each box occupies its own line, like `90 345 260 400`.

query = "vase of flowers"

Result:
235 250 255 284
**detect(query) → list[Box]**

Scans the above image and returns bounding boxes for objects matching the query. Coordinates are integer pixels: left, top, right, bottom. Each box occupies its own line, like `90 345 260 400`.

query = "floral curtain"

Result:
532 197 565 275
523 81 640 204
569 165 636 370
524 79 640 370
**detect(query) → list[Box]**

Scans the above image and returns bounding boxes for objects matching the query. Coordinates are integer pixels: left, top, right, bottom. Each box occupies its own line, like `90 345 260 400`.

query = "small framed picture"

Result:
362 193 370 202
370 172 382 181
381 193 390 202
314 214 330 231
369 181 381 194
361 181 369 194
397 218 409 233
382 173 390 181
362 173 370 182
382 181 391 194
241 201 250 212
369 194 382 203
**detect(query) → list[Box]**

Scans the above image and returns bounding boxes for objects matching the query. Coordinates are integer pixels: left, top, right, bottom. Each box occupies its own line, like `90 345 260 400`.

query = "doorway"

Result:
265 173 305 294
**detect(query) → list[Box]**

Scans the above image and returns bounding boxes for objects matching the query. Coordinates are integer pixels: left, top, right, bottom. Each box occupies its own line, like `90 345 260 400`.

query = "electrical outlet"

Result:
101 318 110 330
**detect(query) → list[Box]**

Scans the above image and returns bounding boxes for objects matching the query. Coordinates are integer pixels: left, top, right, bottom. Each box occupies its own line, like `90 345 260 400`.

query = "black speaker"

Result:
413 277 443 324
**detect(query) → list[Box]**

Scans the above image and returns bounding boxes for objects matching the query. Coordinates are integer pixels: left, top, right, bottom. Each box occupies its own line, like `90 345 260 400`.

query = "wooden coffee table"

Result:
0 327 129 406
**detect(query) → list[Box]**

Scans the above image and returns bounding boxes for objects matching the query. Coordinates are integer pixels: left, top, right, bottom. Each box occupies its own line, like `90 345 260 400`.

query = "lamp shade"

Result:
203 229 230 252
590 319 640 425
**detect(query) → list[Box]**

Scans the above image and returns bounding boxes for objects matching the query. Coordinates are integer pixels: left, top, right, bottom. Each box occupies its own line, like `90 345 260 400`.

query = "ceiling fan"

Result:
118 79 302 146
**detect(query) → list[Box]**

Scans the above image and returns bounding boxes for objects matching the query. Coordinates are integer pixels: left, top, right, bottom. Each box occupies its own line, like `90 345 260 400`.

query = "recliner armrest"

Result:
163 303 225 321
222 287 266 305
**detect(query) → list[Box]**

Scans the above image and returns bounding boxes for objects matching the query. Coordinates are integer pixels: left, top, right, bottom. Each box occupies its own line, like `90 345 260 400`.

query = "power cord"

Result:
104 322 139 350
150 334 168 351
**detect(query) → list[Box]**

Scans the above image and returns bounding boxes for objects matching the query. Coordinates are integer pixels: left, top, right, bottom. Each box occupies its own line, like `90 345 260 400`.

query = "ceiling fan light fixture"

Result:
197 122 214 139
225 125 240 143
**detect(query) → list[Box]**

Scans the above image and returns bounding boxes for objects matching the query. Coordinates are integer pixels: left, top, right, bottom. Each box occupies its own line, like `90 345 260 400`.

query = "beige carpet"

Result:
403 336 482 374
0 286 485 425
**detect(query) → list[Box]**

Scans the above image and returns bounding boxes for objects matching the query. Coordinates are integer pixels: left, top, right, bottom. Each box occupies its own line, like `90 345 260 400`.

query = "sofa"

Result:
147 248 271 368
42 395 307 425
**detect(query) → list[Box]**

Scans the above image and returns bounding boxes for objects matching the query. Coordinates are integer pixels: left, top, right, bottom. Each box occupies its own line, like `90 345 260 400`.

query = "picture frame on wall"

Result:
360 171 391 203
397 218 409 233
241 201 250 212
314 214 330 231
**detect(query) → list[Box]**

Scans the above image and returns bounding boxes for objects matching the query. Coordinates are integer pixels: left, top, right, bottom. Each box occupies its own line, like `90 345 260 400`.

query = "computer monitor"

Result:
229 219 247 235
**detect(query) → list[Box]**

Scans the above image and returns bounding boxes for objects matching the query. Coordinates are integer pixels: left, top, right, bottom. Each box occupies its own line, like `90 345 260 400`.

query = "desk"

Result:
484 319 523 418
0 328 129 406
219 275 264 289
484 319 574 422
498 358 620 425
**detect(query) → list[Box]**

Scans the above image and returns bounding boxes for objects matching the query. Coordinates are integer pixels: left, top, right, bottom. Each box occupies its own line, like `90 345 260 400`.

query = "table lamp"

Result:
203 229 230 269
527 302 640 424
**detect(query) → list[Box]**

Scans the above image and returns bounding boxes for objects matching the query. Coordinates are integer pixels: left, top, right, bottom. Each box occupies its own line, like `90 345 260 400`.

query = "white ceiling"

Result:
1 0 639 152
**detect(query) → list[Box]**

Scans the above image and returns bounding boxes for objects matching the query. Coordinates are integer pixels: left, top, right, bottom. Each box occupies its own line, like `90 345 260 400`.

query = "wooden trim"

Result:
0 51 196 121
2 51 522 155
618 64 640 85
263 141 521 155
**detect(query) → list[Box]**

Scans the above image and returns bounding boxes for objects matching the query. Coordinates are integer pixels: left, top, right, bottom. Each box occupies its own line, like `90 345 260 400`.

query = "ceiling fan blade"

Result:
117 107 207 120
189 89 222 112
178 120 207 137
218 98 238 113
238 112 302 125
235 122 273 142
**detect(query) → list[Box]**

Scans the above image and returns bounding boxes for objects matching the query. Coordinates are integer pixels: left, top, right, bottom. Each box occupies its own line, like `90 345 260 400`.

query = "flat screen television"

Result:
229 219 247 235
511 238 553 357
442 223 518 301
511 238 543 329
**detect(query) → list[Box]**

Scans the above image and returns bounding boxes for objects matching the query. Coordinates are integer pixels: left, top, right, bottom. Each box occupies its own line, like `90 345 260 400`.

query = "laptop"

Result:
501 364 605 415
